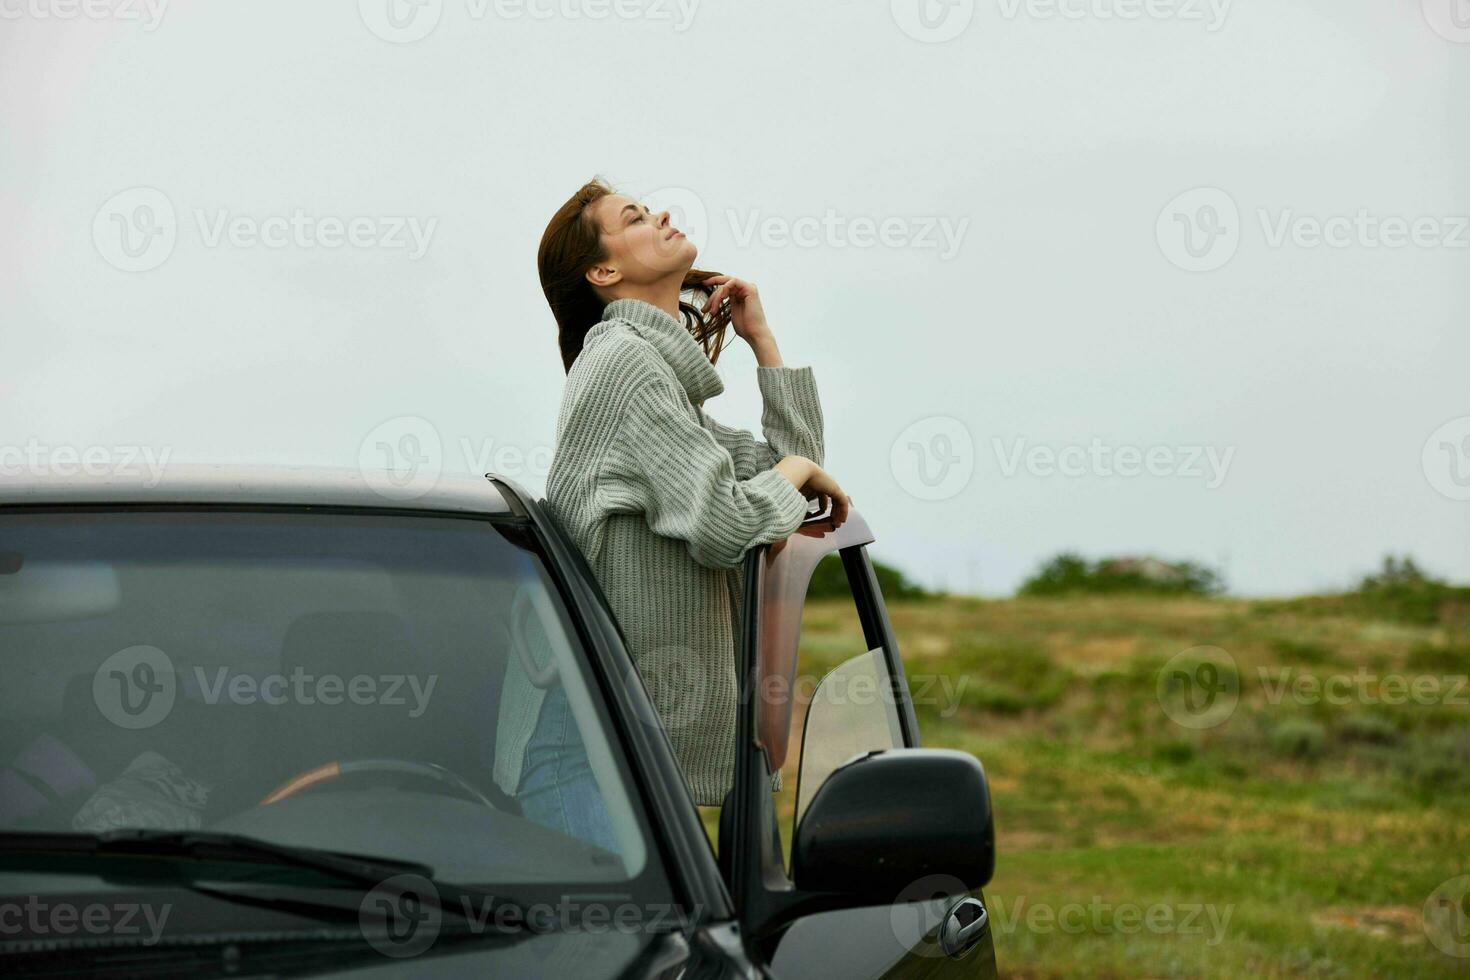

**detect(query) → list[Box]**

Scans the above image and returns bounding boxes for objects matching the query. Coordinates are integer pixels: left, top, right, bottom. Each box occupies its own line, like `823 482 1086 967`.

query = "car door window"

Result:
761 548 912 871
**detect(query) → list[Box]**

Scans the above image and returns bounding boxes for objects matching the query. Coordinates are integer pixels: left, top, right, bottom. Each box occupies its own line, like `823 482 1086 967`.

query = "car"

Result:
0 464 998 978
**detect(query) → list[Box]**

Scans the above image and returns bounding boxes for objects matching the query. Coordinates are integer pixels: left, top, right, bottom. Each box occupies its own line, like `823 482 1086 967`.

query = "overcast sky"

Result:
2 0 1466 596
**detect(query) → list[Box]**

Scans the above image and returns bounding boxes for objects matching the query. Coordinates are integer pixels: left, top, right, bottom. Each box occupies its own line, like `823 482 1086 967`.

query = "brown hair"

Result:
538 176 733 374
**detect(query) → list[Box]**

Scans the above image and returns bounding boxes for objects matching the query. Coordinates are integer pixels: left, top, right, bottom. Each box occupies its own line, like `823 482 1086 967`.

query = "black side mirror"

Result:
791 748 995 901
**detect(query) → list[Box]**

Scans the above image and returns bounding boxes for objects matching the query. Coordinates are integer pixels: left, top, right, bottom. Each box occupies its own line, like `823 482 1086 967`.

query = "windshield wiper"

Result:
0 830 543 934
0 829 430 888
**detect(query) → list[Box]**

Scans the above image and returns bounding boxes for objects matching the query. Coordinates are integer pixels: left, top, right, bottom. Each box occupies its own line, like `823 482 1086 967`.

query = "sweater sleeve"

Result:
603 372 812 570
697 365 826 479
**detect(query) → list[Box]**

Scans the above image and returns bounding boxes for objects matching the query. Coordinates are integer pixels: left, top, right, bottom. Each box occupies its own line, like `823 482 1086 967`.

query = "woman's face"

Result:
585 193 696 293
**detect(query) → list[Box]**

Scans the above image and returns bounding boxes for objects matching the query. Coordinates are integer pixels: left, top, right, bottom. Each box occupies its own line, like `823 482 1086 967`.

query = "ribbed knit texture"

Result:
495 296 824 807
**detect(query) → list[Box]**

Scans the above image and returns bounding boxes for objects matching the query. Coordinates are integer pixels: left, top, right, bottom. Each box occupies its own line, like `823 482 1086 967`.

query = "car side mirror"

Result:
791 748 995 901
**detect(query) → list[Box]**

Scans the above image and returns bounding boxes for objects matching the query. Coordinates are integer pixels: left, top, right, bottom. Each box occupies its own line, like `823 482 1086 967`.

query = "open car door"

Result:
721 504 999 978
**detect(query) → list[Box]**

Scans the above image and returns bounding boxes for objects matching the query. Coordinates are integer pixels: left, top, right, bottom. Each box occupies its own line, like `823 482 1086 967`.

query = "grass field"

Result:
702 593 1470 979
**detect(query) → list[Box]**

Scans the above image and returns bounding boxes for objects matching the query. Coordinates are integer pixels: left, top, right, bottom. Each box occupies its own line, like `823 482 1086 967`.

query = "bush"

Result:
1334 713 1400 746
1270 718 1326 759
805 553 932 601
1018 552 1224 598
1262 555 1470 626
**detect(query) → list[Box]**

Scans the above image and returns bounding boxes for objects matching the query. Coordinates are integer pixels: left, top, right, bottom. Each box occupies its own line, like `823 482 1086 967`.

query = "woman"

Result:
493 177 849 849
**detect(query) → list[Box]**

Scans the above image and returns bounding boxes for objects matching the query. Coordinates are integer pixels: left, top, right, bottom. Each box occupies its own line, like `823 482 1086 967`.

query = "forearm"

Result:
774 454 816 489
748 332 782 368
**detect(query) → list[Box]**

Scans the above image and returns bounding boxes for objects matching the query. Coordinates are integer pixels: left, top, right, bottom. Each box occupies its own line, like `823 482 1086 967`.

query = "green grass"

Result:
706 594 1470 979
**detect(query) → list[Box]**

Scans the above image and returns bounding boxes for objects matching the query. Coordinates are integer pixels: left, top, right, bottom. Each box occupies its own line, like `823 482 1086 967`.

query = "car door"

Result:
723 506 999 978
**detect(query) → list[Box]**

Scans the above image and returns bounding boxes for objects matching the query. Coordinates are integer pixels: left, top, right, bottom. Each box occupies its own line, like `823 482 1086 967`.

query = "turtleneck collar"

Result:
585 296 725 406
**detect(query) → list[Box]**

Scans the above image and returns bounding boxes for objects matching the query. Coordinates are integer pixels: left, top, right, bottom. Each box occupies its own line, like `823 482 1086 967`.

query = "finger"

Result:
701 284 727 313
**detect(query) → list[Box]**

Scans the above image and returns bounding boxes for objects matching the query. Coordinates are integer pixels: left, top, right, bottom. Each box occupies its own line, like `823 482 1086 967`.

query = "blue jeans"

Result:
515 685 619 854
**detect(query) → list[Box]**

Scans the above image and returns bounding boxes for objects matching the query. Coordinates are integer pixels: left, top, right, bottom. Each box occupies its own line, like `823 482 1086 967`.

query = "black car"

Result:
0 464 998 977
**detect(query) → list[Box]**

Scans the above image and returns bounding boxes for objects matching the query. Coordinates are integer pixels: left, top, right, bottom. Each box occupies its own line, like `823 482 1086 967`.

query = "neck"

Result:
604 279 683 322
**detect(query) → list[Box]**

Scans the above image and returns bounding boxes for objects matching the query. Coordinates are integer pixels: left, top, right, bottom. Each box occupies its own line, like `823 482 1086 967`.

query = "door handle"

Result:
939 896 989 957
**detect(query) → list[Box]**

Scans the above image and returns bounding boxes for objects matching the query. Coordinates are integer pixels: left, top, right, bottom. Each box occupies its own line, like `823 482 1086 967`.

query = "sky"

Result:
1 0 1466 596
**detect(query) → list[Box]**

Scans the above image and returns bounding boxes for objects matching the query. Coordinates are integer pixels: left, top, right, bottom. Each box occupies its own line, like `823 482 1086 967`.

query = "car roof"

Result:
0 462 522 516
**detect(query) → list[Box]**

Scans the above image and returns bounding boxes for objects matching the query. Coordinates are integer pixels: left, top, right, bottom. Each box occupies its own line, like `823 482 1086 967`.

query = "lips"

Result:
666 229 684 240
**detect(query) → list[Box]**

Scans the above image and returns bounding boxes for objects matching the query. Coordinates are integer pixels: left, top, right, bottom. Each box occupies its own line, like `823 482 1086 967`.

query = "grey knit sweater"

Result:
493 296 824 807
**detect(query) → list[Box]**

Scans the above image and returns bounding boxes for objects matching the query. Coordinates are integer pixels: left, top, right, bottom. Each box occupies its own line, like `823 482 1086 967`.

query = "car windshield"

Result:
0 507 660 897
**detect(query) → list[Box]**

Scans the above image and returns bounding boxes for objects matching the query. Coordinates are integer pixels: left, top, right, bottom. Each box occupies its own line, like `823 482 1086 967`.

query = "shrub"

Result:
1018 552 1224 598
1270 718 1326 759
1334 713 1400 746
805 553 932 601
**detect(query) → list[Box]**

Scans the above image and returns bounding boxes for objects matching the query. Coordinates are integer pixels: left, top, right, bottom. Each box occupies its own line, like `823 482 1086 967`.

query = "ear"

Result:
585 262 620 289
